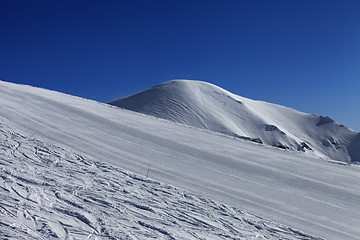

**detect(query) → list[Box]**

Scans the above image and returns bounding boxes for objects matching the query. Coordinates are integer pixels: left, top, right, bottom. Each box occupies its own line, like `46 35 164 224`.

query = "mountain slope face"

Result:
1 80 360 240
109 80 360 164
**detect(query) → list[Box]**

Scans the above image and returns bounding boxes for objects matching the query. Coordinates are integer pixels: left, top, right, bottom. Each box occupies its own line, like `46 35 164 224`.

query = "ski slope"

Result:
0 121 317 239
1 80 360 239
110 80 360 164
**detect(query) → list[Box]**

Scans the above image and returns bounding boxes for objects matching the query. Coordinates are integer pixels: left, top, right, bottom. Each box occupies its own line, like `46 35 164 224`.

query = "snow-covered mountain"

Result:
1 80 360 240
109 80 360 164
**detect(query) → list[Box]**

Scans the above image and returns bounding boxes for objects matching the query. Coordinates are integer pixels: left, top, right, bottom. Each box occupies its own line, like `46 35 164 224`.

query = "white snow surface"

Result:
109 80 360 164
0 120 317 240
0 80 360 239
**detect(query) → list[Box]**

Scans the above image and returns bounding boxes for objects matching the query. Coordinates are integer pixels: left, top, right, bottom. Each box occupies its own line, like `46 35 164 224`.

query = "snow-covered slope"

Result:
109 80 360 164
1 80 360 239
0 122 318 239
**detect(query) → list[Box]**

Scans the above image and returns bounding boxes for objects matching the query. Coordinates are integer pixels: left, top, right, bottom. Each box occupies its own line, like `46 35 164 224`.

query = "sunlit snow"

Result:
1 80 360 239
110 80 360 164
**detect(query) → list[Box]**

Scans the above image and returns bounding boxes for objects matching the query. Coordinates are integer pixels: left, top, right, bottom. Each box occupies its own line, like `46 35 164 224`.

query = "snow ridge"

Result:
109 80 360 164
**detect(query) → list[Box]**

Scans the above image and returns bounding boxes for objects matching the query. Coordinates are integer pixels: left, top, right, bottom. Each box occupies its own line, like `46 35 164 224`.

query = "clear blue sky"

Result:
1 0 359 131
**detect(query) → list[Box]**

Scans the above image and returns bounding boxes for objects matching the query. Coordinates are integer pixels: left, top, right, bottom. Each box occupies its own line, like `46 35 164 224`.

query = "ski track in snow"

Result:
0 124 319 240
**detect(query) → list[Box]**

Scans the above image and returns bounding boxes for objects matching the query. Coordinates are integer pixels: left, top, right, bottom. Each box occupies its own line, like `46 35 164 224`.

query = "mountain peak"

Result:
109 80 359 163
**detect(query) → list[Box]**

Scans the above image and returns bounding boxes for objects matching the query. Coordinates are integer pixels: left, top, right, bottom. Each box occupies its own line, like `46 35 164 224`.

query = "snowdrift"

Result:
110 80 360 163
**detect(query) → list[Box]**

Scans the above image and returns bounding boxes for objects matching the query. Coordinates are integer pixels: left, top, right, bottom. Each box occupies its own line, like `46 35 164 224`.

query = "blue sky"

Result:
1 0 359 131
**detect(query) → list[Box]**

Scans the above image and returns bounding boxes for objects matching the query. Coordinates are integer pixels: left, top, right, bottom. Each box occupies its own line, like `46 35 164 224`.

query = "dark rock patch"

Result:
316 116 335 126
251 138 263 144
276 144 289 150
264 125 286 135
300 142 312 151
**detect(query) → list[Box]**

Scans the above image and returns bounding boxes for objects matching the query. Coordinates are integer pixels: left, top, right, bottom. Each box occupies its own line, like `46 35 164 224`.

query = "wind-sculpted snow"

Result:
1 80 360 240
109 80 360 163
0 124 318 239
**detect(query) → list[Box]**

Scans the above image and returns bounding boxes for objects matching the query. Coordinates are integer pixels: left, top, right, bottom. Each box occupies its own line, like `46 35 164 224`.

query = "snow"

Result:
1 80 360 239
109 79 360 164
0 123 318 239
